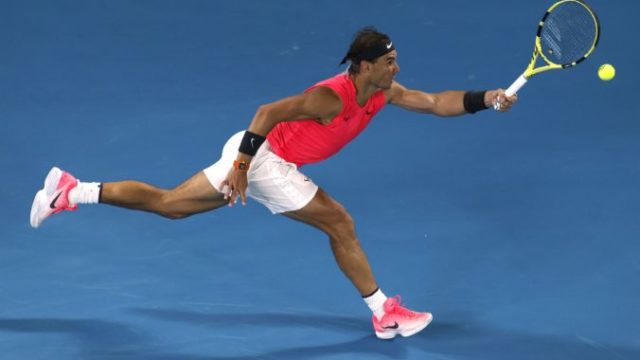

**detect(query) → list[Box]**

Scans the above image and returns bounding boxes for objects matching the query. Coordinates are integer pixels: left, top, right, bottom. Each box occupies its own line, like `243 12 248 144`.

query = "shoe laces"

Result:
386 296 419 319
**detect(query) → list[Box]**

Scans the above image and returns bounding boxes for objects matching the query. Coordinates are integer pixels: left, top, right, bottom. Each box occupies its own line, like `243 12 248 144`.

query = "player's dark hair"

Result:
340 27 395 74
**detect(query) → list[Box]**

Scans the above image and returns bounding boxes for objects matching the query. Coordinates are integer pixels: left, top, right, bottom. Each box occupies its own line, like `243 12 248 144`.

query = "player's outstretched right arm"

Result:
386 81 517 117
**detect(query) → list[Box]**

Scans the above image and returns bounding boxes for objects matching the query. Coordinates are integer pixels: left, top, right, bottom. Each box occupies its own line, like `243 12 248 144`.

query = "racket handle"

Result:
505 74 528 97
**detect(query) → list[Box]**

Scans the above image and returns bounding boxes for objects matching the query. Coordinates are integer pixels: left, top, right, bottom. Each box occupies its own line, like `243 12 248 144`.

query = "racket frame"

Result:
505 0 600 97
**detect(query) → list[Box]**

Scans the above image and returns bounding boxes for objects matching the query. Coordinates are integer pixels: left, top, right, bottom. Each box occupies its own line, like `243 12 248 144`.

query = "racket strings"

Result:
540 2 598 65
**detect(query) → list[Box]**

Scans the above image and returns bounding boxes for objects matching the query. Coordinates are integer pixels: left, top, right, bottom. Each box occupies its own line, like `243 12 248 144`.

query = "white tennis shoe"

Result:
30 167 78 228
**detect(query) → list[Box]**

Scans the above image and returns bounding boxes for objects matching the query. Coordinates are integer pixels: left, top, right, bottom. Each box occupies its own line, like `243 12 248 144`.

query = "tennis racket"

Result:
498 0 600 106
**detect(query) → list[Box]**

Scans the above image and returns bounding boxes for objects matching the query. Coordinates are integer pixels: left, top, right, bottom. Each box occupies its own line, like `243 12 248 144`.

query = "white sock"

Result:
69 182 102 205
363 288 388 321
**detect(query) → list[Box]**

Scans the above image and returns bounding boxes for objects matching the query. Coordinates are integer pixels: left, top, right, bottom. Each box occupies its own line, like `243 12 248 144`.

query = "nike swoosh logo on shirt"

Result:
49 192 63 209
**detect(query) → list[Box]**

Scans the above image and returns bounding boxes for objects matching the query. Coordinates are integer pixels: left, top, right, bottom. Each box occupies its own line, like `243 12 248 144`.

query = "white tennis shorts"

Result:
203 131 319 214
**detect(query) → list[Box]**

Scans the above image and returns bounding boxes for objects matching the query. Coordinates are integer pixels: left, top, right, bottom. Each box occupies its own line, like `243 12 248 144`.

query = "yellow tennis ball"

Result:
598 64 615 81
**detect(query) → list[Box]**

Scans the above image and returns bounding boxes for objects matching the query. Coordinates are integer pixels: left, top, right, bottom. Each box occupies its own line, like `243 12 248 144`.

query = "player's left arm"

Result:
385 81 517 116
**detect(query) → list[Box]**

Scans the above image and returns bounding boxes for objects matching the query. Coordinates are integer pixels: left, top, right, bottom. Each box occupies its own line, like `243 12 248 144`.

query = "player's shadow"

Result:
126 308 640 360
0 317 150 358
129 307 370 333
2 312 639 359
125 308 409 359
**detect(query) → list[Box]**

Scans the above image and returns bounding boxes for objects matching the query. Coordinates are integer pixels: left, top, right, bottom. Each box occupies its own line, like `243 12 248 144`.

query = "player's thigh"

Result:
283 188 352 231
164 171 226 211
244 144 318 214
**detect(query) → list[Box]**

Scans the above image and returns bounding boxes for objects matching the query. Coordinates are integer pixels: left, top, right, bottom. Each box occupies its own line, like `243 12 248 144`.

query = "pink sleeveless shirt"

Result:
267 73 387 167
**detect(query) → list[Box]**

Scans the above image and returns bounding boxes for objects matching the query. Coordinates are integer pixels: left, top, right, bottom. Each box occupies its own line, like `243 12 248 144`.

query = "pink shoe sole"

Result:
375 313 433 340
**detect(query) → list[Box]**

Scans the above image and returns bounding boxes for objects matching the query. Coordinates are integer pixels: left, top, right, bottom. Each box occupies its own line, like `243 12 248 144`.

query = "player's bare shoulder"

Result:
303 86 343 124
384 80 408 105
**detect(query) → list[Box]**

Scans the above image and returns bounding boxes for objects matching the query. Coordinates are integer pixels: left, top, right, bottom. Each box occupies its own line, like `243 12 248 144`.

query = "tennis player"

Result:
30 27 516 339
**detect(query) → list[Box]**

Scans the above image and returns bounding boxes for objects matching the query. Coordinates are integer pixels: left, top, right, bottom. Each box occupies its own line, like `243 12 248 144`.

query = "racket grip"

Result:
505 74 527 97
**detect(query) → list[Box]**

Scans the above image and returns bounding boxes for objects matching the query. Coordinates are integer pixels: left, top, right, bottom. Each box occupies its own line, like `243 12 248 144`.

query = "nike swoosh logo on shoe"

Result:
382 322 399 329
49 191 63 209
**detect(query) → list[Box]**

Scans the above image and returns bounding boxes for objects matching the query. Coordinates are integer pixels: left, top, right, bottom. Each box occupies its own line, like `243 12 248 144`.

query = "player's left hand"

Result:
486 89 517 112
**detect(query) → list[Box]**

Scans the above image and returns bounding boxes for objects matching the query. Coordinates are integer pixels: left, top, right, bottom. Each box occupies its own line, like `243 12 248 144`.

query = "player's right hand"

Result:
220 167 248 207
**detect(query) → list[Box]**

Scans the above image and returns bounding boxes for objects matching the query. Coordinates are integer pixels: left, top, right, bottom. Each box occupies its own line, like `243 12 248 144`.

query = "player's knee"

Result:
326 208 360 249
327 203 355 234
157 193 189 220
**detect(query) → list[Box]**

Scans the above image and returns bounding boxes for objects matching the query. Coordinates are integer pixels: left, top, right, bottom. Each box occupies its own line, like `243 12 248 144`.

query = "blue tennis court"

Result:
2 0 639 359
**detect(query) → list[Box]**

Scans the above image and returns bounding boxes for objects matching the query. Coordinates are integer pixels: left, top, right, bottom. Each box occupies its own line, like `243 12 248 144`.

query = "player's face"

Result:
370 50 400 89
